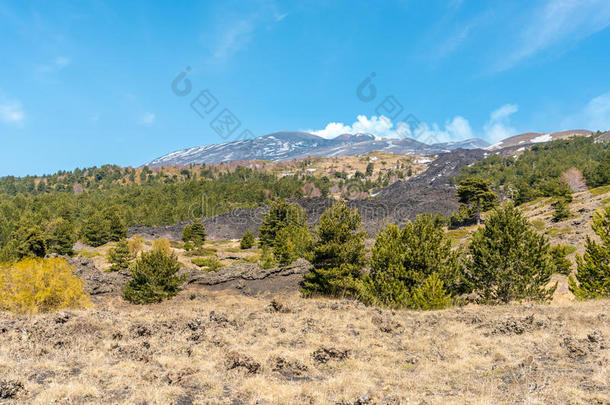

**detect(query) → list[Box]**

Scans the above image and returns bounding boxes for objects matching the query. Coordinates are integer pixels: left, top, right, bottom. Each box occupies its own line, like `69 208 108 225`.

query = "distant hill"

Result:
145 128 606 167
486 129 593 150
144 132 490 167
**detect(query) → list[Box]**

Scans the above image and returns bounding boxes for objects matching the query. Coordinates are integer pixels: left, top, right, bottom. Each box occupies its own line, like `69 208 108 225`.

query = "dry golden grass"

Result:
0 288 608 404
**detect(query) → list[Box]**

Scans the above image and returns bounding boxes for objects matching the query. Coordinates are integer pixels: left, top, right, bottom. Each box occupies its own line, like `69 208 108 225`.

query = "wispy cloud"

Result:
212 19 256 61
0 96 25 125
206 1 287 62
561 92 610 131
139 112 155 126
496 0 610 71
37 56 71 72
428 1 610 71
484 104 518 142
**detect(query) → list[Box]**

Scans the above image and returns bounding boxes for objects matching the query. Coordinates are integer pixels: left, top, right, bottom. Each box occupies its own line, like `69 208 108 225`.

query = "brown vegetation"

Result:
0 289 608 404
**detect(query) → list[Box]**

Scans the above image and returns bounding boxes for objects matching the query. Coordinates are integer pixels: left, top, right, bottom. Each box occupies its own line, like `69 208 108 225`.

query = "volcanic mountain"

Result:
144 132 490 166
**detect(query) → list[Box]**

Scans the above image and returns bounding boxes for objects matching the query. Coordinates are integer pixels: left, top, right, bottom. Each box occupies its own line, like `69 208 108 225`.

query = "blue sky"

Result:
1 0 610 176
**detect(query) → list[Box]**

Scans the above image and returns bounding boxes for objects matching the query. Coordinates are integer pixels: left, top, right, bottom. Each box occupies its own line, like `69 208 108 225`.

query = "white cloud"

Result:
497 0 610 71
483 104 518 142
310 115 395 139
309 105 520 144
409 116 475 144
309 114 474 144
38 56 71 72
561 92 610 131
139 112 155 126
0 99 25 125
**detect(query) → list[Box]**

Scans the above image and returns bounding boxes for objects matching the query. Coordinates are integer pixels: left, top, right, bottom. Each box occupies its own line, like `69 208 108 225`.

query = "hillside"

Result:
144 129 609 168
1 134 609 404
1 282 608 404
144 131 489 167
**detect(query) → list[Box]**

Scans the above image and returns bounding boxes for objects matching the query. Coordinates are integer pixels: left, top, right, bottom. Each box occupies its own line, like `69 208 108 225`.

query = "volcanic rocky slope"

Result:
131 148 487 239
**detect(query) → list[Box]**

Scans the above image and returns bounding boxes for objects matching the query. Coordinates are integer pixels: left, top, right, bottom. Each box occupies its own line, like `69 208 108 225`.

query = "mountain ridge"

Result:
144 131 490 167
144 128 603 167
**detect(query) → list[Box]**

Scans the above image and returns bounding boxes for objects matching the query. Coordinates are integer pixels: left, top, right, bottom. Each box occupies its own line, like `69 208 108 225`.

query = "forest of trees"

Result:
456 136 609 204
0 165 317 261
1 134 609 309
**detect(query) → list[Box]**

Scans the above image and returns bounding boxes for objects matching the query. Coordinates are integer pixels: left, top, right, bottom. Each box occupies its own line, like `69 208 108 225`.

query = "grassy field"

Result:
0 290 608 404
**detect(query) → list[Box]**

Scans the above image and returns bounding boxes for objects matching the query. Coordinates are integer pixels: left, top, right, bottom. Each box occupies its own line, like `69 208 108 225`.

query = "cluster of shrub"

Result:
0 162 400 262
297 200 609 307
0 207 129 262
456 136 609 205
0 165 318 261
1 198 608 313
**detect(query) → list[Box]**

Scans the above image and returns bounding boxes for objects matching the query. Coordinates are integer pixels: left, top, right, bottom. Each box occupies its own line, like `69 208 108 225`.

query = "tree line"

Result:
456 136 609 205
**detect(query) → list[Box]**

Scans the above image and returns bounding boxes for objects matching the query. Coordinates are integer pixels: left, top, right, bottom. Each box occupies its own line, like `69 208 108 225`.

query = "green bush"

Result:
409 274 453 310
465 203 557 304
182 222 206 246
258 199 307 248
185 246 217 256
123 248 185 304
107 239 134 271
358 215 461 309
273 224 314 266
302 202 366 297
449 205 476 229
548 245 573 275
552 198 571 222
45 218 76 256
569 206 610 299
258 246 276 269
191 256 224 272
240 230 255 249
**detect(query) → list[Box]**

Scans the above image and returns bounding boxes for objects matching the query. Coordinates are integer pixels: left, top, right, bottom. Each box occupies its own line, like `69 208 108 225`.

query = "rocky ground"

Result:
0 288 608 404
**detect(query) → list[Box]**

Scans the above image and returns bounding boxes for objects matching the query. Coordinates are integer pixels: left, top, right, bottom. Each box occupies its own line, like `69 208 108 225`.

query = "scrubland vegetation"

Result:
0 136 608 403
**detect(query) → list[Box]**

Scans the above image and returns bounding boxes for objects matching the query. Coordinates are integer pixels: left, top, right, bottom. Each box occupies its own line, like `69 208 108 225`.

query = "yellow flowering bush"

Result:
0 257 90 314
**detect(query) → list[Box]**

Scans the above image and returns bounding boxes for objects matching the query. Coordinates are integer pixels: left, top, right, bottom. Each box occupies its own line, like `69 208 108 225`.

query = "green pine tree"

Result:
240 230 255 249
456 177 498 225
123 247 185 304
588 151 610 187
258 199 307 248
569 206 610 299
182 222 207 247
107 238 134 271
105 210 128 242
258 246 276 269
273 224 314 266
552 198 571 222
409 274 453 310
302 201 366 297
14 224 47 259
359 215 461 309
548 245 573 275
81 213 110 247
46 218 76 256
465 203 557 304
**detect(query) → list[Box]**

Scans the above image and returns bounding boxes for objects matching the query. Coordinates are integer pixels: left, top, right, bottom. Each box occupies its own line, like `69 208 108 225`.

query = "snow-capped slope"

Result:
144 132 488 167
487 130 593 150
